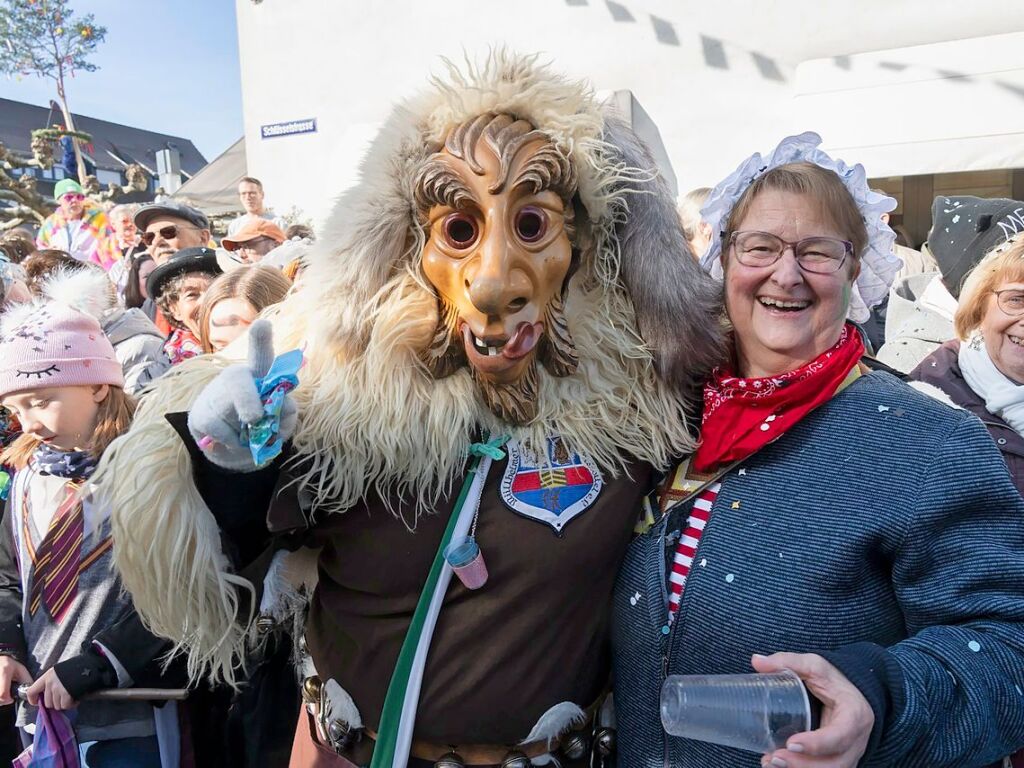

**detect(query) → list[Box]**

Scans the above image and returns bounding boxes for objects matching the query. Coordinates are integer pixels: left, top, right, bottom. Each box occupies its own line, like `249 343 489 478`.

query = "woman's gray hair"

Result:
109 203 138 221
678 187 711 243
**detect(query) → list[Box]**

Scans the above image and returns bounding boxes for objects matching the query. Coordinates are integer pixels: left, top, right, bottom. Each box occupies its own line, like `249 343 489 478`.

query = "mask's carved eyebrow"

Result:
413 158 479 213
510 144 576 200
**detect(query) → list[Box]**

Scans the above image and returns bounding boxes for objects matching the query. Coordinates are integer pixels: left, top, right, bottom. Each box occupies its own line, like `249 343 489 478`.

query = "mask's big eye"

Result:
515 206 547 243
443 214 478 249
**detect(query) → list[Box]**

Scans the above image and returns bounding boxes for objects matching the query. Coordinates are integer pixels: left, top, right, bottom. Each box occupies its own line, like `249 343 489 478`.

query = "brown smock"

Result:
269 444 649 744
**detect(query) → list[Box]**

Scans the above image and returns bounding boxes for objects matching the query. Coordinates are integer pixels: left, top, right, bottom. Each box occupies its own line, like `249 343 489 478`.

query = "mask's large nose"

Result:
467 230 530 318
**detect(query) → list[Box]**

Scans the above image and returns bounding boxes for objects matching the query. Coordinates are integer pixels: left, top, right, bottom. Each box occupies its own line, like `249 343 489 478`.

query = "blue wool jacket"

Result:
611 371 1024 767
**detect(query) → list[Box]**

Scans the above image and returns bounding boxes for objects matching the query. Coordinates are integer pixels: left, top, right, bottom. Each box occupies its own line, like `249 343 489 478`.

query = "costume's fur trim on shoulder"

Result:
92 355 252 687
601 116 725 393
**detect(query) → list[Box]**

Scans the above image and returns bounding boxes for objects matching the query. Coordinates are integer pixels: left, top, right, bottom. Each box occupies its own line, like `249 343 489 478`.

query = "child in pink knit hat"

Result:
0 302 174 766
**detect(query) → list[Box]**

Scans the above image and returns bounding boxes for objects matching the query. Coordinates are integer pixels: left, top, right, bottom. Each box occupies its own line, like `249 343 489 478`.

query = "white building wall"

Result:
235 0 1024 227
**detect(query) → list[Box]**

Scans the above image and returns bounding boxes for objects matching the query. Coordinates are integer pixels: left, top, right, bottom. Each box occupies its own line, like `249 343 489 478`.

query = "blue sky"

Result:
0 0 242 162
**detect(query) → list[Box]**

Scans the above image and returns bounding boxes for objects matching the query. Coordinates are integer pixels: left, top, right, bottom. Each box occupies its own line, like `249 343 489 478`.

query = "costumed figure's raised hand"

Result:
188 319 299 471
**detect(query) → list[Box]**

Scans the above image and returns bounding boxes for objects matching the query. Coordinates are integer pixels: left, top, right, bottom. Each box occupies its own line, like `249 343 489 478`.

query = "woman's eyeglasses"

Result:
141 224 199 246
61 193 85 203
727 230 853 274
993 289 1024 316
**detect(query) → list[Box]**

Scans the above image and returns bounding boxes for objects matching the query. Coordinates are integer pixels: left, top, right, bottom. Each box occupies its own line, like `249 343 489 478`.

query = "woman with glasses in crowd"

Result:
910 236 1024 494
34 179 120 270
612 133 1024 768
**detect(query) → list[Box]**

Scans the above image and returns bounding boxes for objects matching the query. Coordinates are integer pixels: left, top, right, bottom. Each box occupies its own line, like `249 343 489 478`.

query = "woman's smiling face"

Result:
724 188 857 377
980 281 1024 384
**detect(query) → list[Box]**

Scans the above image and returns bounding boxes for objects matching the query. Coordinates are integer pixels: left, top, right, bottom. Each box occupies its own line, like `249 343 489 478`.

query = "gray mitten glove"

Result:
187 320 298 472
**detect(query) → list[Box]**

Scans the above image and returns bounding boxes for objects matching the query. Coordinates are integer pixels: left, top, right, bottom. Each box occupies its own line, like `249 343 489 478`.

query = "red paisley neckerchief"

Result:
693 323 865 473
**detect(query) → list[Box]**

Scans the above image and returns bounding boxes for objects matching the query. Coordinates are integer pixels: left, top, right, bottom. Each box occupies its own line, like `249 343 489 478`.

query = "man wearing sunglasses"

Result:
134 201 212 266
35 179 120 271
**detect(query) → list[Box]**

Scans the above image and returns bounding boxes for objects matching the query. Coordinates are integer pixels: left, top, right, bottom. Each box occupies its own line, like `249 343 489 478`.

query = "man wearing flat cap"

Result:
135 201 212 266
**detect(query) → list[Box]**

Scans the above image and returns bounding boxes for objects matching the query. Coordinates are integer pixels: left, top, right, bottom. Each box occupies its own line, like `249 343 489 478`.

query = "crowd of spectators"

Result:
0 176 309 764
1 176 309 373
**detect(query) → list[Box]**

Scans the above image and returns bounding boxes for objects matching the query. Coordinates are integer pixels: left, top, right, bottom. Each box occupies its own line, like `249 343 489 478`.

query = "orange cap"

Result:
222 219 287 251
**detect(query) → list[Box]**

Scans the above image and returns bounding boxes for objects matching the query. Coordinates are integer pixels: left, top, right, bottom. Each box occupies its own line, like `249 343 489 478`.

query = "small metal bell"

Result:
500 750 532 768
255 615 276 633
594 727 616 757
301 675 322 705
560 730 590 761
327 718 360 751
434 752 466 768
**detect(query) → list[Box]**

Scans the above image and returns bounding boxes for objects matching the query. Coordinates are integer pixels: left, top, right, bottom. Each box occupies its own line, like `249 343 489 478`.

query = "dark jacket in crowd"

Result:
612 371 1024 767
909 339 1024 493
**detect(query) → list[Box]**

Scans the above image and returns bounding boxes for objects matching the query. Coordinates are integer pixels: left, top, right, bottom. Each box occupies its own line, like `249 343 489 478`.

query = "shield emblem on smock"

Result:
499 437 603 533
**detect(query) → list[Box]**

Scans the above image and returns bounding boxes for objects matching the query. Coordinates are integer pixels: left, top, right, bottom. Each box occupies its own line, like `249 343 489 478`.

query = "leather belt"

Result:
304 673 605 766
365 728 559 764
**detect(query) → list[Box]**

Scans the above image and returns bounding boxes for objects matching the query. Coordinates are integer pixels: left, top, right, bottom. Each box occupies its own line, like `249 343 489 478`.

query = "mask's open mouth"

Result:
460 321 542 375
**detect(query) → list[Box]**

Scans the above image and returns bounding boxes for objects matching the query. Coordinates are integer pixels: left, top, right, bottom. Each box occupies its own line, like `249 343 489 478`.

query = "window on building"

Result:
96 169 123 187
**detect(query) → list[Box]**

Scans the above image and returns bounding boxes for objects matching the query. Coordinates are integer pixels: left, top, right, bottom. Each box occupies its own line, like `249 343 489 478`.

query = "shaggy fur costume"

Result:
94 51 724 686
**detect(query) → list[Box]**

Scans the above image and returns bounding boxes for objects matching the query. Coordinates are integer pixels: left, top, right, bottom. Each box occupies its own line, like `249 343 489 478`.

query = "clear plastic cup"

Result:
660 670 811 753
444 537 489 590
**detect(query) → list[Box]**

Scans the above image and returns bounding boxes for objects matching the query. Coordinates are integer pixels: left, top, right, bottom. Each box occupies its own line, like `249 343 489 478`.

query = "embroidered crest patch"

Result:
500 437 603 533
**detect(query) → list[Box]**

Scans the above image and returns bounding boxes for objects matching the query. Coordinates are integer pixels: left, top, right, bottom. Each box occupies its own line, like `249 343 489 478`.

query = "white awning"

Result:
793 31 1024 178
173 137 246 216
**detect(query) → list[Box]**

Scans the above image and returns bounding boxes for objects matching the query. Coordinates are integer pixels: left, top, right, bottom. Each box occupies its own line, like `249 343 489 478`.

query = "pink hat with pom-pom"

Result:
0 302 123 398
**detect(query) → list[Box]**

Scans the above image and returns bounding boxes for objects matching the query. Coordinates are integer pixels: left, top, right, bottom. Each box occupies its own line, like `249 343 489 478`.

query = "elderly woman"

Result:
910 237 1024 491
612 133 1024 768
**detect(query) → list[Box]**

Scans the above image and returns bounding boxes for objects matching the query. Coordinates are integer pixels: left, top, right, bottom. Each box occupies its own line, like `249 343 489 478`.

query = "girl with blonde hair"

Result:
197 265 291 353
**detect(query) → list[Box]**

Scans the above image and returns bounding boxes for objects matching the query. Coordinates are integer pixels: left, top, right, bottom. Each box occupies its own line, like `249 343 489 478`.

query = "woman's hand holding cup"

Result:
753 652 873 768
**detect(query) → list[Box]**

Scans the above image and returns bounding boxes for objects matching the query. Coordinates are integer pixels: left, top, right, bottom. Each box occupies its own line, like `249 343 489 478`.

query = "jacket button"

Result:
998 438 1007 445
